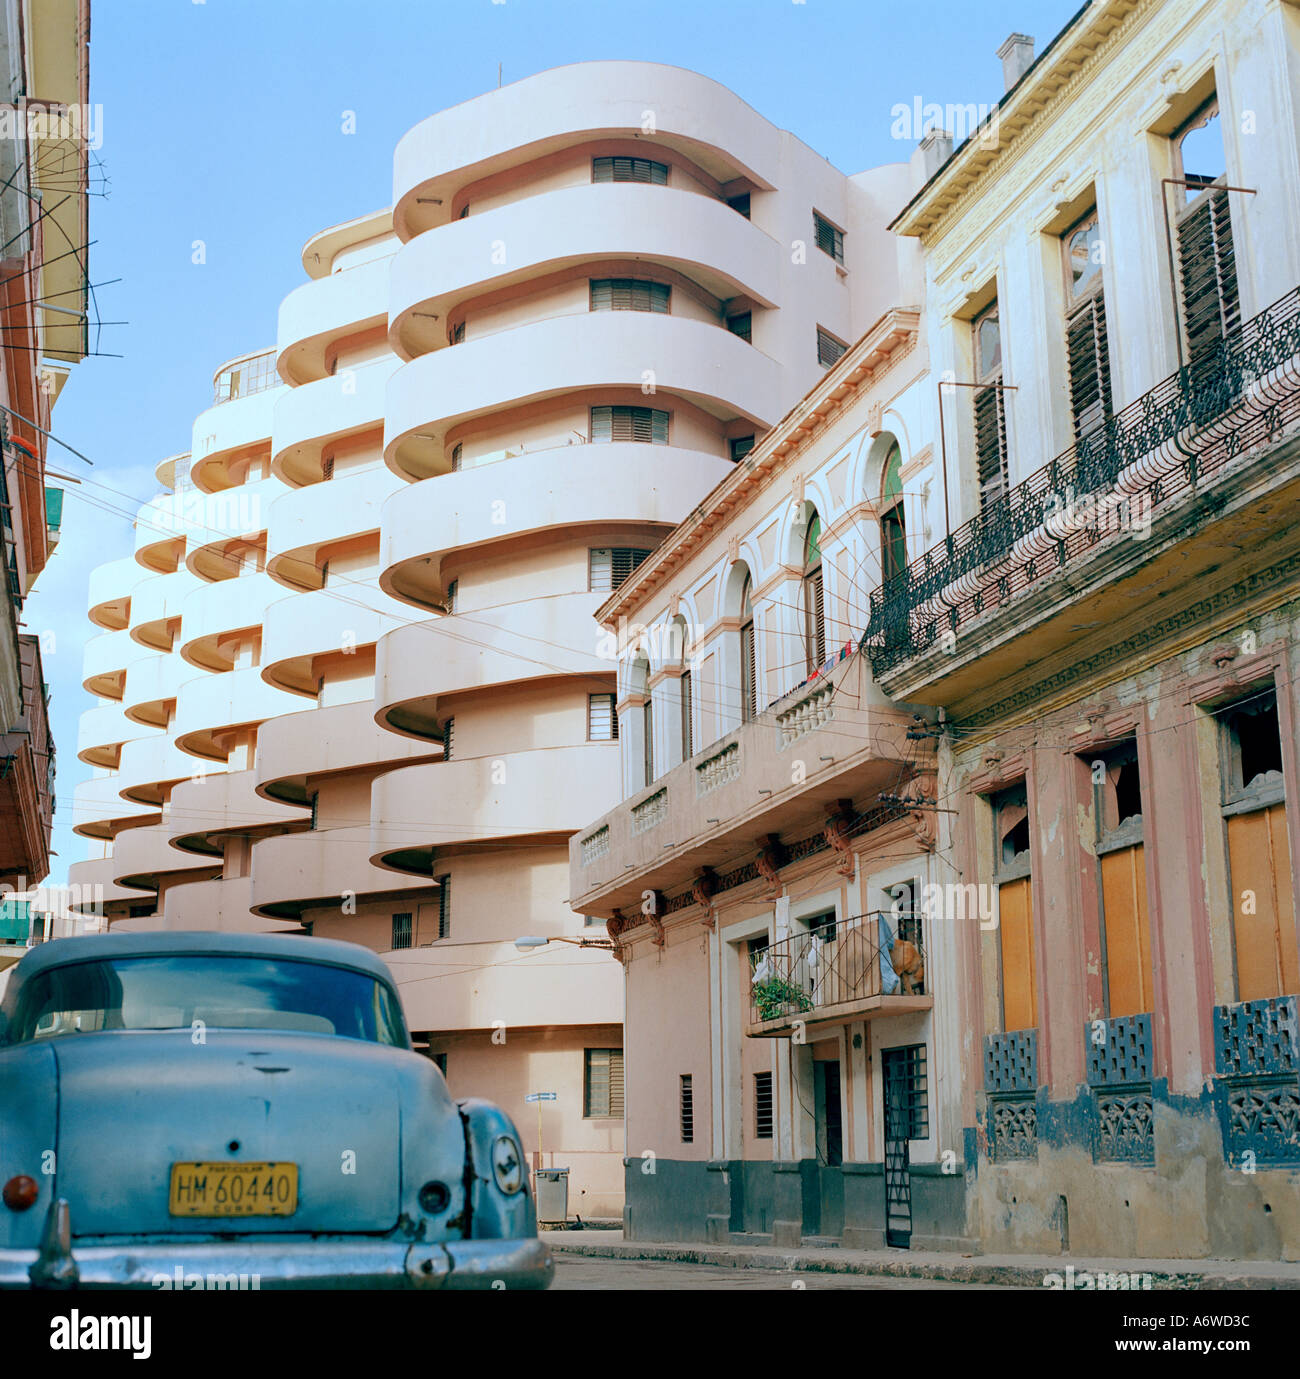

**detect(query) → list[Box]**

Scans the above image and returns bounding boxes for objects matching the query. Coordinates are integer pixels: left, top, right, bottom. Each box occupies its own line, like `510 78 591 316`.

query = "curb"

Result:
543 1238 1300 1290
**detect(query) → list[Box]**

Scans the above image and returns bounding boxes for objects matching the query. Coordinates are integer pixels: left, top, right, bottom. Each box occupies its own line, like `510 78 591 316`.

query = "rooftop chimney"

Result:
997 33 1035 92
913 128 954 184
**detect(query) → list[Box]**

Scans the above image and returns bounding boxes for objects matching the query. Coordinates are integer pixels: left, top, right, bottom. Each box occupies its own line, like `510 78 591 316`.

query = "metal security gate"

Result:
883 1048 915 1248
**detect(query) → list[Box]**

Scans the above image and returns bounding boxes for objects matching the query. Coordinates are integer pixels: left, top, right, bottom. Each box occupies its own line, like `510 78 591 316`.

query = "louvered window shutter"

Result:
609 1050 624 1117
445 579 457 614
435 875 450 939
741 620 757 722
813 213 844 263
1178 187 1240 365
590 405 668 444
590 278 670 313
321 455 334 481
805 567 826 672
589 547 650 592
450 443 462 472
754 1071 774 1138
680 670 693 759
451 320 465 344
1066 293 1113 443
643 701 654 787
592 156 667 185
817 327 847 369
974 383 1009 509
588 692 617 741
443 716 454 761
680 1075 694 1143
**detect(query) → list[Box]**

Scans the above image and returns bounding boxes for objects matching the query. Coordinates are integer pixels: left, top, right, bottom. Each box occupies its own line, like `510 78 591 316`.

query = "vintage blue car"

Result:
0 932 553 1289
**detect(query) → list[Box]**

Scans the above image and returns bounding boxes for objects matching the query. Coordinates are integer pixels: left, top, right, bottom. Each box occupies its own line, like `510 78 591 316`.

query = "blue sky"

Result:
30 0 1081 883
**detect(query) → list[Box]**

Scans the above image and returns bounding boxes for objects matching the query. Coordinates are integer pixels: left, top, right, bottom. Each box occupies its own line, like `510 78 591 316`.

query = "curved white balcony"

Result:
179 571 284 671
122 651 197 727
82 628 136 699
189 385 280 489
180 475 289 581
70 777 156 840
390 182 779 358
300 207 393 280
133 494 186 574
117 734 226 806
378 444 730 608
172 664 305 760
111 824 224 890
87 555 141 630
68 853 157 908
271 356 398 486
129 566 203 650
277 253 391 385
254 699 440 804
384 311 778 479
391 939 621 1032
392 61 779 238
162 874 301 932
371 744 620 865
168 769 307 851
76 702 158 769
260 582 411 696
265 464 407 590
249 826 434 918
375 593 608 734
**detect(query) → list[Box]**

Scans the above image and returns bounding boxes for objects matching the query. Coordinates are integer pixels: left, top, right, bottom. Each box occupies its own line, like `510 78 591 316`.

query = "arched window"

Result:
803 511 825 673
880 442 906 584
740 575 757 722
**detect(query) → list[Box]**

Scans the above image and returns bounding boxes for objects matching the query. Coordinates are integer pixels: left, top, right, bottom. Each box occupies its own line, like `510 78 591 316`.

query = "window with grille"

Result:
445 579 457 614
590 405 669 445
740 575 757 723
881 1044 929 1139
435 874 451 939
803 512 826 673
391 912 413 950
817 326 847 370
590 278 670 313
753 1070 774 1139
450 442 462 471
726 312 752 343
588 547 651 592
728 192 751 219
584 1047 625 1117
1173 99 1240 364
592 156 667 185
730 435 755 463
680 670 693 760
680 1074 694 1143
972 300 1009 510
1063 210 1112 443
442 717 454 761
588 692 618 741
813 211 844 264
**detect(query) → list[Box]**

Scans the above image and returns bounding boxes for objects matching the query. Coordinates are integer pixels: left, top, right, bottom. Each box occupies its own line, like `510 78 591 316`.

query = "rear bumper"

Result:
0 1234 554 1291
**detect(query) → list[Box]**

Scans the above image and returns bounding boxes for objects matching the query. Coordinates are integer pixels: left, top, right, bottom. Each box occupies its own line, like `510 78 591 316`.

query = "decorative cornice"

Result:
594 307 921 626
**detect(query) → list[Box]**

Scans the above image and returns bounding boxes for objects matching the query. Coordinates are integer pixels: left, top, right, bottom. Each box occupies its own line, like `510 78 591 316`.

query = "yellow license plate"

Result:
168 1162 298 1217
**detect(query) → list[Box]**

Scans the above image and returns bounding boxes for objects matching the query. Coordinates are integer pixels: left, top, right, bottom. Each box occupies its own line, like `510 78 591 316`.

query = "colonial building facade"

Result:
571 0 1300 1258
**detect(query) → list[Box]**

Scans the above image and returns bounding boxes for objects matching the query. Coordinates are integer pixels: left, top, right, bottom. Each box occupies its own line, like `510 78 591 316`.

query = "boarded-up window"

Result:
1091 741 1152 1017
992 782 1036 1032
584 1048 625 1117
1219 692 1295 1001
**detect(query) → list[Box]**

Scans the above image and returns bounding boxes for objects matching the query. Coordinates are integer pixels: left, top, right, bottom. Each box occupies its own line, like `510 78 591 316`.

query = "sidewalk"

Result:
540 1228 1300 1289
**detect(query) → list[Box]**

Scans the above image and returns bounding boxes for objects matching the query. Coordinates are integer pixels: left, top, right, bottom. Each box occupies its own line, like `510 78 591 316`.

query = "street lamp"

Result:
513 934 615 951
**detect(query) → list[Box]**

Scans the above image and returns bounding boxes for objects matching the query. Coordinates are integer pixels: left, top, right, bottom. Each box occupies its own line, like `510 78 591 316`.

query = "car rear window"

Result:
7 955 408 1047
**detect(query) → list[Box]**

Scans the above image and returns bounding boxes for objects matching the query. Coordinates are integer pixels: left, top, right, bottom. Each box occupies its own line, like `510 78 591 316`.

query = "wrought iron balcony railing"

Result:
865 286 1300 676
748 910 926 1033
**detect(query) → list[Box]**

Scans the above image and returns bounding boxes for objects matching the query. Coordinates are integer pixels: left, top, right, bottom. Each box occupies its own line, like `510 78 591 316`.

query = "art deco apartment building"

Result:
69 63 911 1219
572 0 1300 1260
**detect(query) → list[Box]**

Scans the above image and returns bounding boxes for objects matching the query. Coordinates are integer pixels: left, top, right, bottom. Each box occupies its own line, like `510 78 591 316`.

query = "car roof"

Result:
1 931 397 1010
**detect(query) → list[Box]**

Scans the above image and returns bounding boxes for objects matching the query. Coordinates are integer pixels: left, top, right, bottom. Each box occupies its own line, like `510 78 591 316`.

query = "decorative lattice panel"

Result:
988 1095 1038 1161
984 1030 1038 1094
1086 1014 1153 1086
1097 1090 1155 1163
1223 1078 1300 1163
1214 997 1298 1078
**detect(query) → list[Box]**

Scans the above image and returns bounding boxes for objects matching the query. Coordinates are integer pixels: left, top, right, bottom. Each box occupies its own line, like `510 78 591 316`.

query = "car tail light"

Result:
3 1175 38 1211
